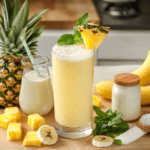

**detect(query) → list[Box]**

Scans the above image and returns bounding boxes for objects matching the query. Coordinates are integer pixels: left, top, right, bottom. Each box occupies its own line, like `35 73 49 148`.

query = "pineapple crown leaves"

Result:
0 0 48 58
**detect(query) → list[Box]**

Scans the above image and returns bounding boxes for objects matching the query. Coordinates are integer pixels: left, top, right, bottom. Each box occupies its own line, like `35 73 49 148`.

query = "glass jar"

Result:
19 55 54 115
112 73 141 121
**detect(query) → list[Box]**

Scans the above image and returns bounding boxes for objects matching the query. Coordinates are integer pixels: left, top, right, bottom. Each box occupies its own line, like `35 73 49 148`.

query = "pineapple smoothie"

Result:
19 71 54 115
52 44 94 128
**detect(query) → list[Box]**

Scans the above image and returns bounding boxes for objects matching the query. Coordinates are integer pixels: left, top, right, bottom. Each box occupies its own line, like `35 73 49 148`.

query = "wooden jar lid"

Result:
114 73 140 86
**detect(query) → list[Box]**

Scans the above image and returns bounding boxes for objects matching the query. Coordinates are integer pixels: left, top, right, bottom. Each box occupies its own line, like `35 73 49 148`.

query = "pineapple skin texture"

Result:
0 114 17 129
23 131 42 147
0 56 24 108
4 107 21 121
7 123 21 141
28 114 45 130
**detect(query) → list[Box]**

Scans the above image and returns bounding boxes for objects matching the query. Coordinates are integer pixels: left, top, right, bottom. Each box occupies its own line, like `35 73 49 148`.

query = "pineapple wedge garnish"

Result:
93 95 102 108
0 114 17 129
7 123 21 141
23 131 42 147
78 22 110 50
28 114 45 130
4 107 21 121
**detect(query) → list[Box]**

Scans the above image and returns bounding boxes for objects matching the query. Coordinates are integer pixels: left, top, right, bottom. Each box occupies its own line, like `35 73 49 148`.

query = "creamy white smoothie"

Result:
19 71 54 115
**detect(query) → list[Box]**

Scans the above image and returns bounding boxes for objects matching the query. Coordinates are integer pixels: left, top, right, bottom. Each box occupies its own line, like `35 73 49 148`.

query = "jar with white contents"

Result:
112 73 141 121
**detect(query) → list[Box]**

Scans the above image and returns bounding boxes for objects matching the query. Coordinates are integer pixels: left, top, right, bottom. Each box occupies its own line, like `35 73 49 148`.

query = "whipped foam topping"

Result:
52 44 94 60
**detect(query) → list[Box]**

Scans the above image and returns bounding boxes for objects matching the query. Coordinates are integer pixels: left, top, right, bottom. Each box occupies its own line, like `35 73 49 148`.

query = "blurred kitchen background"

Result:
18 0 150 66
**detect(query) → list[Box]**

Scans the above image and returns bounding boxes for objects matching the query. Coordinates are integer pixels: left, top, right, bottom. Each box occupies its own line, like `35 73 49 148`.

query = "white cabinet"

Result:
36 30 150 66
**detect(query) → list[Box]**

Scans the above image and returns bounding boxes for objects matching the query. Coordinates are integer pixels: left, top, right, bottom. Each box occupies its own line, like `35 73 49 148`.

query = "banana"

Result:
37 125 58 145
96 80 150 105
95 51 150 105
131 50 150 86
92 135 113 147
95 81 113 100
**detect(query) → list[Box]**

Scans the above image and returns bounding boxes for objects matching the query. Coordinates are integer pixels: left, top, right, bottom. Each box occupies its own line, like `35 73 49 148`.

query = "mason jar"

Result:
112 73 141 121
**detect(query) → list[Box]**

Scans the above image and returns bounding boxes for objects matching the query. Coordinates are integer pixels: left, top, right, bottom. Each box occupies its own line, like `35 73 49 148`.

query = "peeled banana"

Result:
37 125 58 145
92 135 113 147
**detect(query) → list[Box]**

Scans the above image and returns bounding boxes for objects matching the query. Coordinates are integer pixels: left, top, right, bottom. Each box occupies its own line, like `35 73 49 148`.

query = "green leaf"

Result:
115 119 129 132
3 0 11 28
0 32 4 42
27 33 41 46
75 13 88 27
12 48 20 53
108 113 122 126
16 26 28 46
72 13 88 45
27 9 48 28
106 108 113 114
107 132 115 138
9 43 15 49
17 43 24 50
92 122 103 136
93 106 107 119
93 107 129 139
74 29 83 40
0 14 4 29
27 25 44 40
10 0 20 25
1 5 9 31
8 30 15 43
114 132 122 136
5 37 10 47
27 17 42 32
114 139 122 145
12 0 29 36
57 34 76 46
28 42 37 47
74 35 83 43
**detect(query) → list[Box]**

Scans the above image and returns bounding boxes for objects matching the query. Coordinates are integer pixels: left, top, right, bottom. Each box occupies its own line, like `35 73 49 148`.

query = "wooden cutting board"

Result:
0 91 150 150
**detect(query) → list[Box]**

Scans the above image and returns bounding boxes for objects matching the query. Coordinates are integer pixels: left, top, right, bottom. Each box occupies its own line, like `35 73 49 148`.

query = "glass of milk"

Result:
19 55 54 115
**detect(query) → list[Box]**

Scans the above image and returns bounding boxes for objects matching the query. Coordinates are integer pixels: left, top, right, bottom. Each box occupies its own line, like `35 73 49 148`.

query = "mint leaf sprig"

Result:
57 13 88 46
114 139 122 145
93 106 129 139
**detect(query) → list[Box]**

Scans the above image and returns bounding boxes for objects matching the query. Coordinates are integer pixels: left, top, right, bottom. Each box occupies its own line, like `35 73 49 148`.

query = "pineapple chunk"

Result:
7 123 21 141
0 114 17 129
4 107 21 121
93 95 102 107
28 114 45 130
23 131 42 147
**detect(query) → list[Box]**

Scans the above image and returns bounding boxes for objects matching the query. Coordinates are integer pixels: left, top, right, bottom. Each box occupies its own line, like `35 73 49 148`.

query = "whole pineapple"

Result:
0 0 47 107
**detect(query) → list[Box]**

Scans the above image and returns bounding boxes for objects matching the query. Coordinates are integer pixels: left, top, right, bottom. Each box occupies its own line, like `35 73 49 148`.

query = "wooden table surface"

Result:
0 65 150 150
21 0 100 29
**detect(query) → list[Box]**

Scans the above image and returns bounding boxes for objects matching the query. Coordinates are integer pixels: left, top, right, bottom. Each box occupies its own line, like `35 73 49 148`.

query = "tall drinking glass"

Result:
52 44 94 139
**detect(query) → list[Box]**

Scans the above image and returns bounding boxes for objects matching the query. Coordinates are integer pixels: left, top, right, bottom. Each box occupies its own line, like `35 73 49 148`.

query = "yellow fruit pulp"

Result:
7 123 21 141
28 114 45 130
0 114 17 129
23 131 42 147
93 95 102 107
80 29 108 50
4 107 21 121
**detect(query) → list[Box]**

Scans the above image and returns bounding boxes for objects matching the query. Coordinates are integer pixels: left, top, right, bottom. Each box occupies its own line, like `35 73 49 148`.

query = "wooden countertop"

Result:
0 65 150 149
22 0 100 29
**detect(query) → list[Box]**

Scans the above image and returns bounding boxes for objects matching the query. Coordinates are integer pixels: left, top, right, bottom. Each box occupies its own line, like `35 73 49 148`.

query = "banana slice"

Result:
92 135 113 147
37 125 58 145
